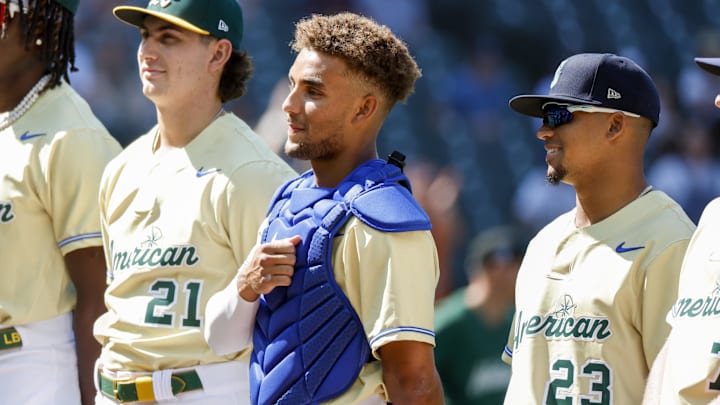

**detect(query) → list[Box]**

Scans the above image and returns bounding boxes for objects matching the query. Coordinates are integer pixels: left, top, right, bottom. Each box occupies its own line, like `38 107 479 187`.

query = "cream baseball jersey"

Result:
93 114 296 371
326 217 439 404
654 198 720 404
0 82 121 326
502 190 694 405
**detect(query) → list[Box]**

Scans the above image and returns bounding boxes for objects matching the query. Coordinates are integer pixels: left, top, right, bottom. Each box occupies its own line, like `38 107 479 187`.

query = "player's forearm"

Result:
384 368 445 405
204 273 259 356
74 304 103 405
64 246 108 405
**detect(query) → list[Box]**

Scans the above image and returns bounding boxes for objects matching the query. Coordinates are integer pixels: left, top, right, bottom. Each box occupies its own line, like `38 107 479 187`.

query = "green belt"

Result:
98 369 203 402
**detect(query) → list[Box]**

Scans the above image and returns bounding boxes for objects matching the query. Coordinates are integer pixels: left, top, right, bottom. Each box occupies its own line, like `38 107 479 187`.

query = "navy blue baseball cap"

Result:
509 53 661 126
695 58 720 76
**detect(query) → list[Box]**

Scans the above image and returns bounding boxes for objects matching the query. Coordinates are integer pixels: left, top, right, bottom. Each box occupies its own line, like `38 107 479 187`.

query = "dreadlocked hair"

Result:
3 0 76 91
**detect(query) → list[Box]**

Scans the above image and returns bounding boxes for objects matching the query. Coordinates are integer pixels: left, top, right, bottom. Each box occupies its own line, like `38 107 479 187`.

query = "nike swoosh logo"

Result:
196 166 221 177
19 131 46 141
615 242 645 253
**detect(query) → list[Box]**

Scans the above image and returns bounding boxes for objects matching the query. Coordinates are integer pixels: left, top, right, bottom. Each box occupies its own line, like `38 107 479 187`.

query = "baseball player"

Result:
93 1 295 404
0 0 122 404
642 57 720 405
502 53 695 404
204 12 444 405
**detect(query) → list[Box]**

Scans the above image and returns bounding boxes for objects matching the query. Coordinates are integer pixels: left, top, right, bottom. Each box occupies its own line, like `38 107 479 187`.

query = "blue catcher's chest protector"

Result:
249 159 431 405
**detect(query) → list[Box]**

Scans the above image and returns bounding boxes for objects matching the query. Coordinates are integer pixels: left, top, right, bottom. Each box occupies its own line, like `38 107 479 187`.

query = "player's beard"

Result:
546 165 566 185
285 130 343 161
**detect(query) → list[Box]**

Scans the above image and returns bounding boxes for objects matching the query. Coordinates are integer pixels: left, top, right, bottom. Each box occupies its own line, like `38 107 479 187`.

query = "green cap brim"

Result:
113 6 210 36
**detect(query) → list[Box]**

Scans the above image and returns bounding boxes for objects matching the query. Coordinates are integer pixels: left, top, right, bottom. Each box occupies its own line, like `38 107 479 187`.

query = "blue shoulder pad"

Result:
348 183 431 232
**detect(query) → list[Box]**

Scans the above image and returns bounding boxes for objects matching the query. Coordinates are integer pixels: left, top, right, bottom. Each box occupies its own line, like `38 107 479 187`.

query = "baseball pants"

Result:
0 312 81 404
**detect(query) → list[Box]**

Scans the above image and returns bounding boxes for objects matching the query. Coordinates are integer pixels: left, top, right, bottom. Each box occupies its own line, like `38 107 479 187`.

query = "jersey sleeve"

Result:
502 313 516 365
223 161 296 265
203 220 269 356
336 220 439 358
45 129 121 255
641 238 690 367
98 159 114 284
204 271 261 356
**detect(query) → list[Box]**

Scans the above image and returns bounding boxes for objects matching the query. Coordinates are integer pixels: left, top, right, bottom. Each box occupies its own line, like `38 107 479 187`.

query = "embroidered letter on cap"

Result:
218 20 229 32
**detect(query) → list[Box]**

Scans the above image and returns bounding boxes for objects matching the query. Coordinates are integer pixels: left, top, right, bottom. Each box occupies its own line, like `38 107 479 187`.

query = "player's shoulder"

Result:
203 114 295 177
101 130 154 181
527 209 576 247
696 197 720 226
19 83 115 145
17 84 120 164
212 114 281 163
638 190 696 238
610 190 695 264
347 170 432 233
341 216 435 255
36 82 109 132
111 129 153 161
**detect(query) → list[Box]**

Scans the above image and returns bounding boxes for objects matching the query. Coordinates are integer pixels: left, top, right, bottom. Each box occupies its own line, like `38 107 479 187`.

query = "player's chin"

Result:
284 142 312 161
546 167 566 185
141 84 159 98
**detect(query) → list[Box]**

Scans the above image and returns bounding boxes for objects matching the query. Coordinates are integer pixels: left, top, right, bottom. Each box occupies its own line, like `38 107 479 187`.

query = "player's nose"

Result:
536 125 554 141
138 39 159 62
282 88 300 115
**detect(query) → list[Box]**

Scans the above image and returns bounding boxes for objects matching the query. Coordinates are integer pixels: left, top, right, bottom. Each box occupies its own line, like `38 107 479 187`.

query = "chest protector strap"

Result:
249 159 431 405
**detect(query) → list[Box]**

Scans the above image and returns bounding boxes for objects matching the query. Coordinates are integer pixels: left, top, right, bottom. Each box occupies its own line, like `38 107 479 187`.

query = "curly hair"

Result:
291 12 421 107
1 0 76 91
219 50 253 103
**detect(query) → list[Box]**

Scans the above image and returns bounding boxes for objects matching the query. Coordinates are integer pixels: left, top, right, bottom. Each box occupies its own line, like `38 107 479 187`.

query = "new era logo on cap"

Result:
607 88 622 99
147 0 172 7
218 19 229 32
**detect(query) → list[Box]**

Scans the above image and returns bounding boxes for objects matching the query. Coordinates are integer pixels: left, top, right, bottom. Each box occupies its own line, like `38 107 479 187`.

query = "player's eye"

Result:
542 108 573 129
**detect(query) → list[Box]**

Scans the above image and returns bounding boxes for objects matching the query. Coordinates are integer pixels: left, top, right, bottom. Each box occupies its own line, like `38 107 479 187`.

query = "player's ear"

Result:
606 113 625 140
209 38 232 73
352 94 378 124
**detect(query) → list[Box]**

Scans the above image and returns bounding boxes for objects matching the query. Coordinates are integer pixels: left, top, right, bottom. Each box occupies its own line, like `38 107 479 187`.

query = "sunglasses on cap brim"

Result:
541 103 641 129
